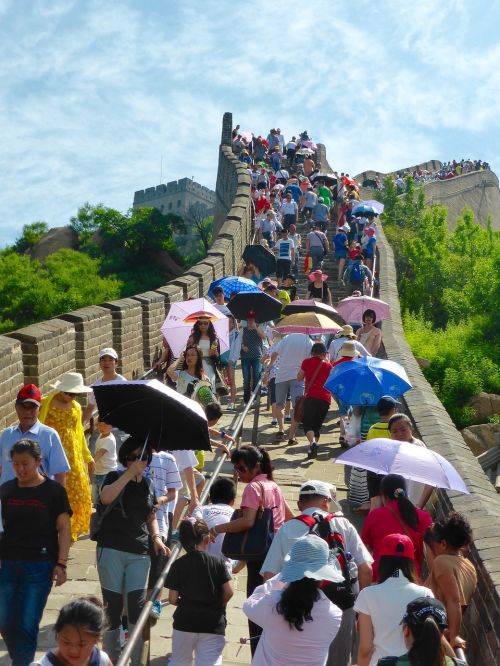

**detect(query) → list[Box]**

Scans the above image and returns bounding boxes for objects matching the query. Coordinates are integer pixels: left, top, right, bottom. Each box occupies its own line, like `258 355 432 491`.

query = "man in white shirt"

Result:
211 287 231 316
280 192 299 231
328 326 371 362
287 223 301 278
261 480 373 666
83 347 126 423
270 333 312 442
274 228 295 286
259 211 277 248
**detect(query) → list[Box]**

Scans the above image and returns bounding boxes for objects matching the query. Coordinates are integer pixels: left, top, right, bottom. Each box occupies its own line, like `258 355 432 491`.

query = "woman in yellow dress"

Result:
39 372 94 542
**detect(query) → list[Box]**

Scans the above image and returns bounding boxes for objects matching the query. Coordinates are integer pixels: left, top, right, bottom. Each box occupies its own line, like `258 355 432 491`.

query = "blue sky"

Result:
1 0 500 245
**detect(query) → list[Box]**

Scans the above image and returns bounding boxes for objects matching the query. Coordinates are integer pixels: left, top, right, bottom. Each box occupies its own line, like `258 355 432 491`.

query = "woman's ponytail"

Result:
258 447 274 480
178 518 209 552
407 616 446 666
381 474 419 529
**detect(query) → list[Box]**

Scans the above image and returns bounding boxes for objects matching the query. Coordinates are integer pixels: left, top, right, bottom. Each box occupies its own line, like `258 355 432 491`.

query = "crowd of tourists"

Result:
0 124 478 666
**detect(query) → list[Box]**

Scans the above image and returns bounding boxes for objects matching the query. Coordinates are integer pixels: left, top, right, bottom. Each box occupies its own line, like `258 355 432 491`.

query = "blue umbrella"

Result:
208 276 260 300
324 357 412 406
352 204 379 217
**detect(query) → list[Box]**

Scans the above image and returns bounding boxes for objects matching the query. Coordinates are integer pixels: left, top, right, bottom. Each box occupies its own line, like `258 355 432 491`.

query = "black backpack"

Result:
294 512 357 610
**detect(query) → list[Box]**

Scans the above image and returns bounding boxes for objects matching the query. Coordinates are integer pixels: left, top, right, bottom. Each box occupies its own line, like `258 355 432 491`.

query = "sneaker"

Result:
150 600 162 621
284 415 292 423
261 386 268 396
270 418 278 427
307 442 318 459
275 431 285 441
170 529 180 543
119 626 129 648
227 403 236 412
288 437 298 445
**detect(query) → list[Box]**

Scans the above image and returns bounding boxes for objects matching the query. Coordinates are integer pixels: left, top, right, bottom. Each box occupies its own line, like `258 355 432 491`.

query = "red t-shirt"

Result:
361 499 433 581
301 357 333 403
255 197 271 214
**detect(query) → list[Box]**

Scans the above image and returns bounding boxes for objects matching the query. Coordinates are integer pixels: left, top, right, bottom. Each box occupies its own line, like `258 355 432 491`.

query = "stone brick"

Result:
100 299 144 379
131 291 166 369
0 336 24 428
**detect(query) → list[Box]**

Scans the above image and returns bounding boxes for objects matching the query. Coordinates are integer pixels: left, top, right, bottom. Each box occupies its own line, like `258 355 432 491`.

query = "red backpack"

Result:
295 512 357 610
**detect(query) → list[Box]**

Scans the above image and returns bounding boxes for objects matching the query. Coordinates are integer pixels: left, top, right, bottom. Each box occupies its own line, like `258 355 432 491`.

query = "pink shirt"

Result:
361 500 433 581
241 474 287 532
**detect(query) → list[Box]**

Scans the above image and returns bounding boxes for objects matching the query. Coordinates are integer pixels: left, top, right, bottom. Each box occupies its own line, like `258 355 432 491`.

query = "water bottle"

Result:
346 552 358 583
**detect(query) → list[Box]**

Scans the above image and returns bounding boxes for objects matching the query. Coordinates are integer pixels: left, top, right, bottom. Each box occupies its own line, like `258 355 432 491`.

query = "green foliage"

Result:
13 222 49 253
380 179 500 428
0 249 121 333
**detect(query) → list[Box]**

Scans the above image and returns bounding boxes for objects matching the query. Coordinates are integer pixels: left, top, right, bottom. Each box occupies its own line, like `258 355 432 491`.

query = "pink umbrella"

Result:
240 131 253 143
301 140 317 150
161 298 229 357
336 296 390 323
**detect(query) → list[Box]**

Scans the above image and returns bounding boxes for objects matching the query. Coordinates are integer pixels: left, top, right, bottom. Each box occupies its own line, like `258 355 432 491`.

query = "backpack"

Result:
294 512 357 610
349 263 364 283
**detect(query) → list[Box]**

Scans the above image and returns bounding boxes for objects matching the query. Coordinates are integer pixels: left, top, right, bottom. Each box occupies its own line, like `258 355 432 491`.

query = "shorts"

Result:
275 378 304 409
335 249 348 259
179 469 205 500
276 258 291 279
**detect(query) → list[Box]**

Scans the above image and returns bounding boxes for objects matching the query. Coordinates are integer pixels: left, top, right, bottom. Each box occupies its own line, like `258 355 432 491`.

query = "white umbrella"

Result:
334 438 469 494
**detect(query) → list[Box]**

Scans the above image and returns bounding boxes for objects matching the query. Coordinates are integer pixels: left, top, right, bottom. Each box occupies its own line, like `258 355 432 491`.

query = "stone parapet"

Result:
100 299 144 379
131 291 167 369
0 336 24 428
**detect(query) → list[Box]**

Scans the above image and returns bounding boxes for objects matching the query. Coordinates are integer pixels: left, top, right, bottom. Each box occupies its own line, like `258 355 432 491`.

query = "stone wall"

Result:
377 226 500 665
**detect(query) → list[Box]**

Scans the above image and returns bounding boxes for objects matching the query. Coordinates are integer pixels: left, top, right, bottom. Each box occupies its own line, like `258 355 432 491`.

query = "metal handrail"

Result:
369 249 377 298
115 377 263 666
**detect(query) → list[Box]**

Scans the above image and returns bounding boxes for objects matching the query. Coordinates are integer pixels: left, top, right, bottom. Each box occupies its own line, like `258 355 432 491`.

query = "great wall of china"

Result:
0 112 498 663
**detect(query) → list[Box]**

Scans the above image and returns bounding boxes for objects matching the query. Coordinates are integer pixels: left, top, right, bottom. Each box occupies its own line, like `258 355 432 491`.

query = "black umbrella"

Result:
93 379 211 451
310 172 338 186
228 291 283 323
282 299 341 322
242 244 276 278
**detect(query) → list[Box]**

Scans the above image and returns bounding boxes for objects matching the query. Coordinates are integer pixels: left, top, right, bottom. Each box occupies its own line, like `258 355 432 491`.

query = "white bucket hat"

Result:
50 372 92 394
281 535 344 584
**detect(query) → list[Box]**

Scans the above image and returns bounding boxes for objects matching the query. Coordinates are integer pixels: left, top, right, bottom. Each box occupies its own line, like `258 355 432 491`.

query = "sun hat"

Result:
16 384 42 407
50 372 92 394
379 533 415 560
308 270 328 282
299 480 342 512
99 347 118 360
402 597 448 630
281 535 344 584
338 324 356 340
339 341 360 358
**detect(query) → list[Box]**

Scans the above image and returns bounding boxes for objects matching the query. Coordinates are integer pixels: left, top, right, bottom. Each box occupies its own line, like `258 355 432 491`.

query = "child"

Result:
165 519 233 665
31 596 110 665
193 478 236 575
92 419 117 504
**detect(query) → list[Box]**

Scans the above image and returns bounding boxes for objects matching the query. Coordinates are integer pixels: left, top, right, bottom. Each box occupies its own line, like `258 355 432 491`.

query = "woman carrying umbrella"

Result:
361 474 433 582
356 309 382 356
39 372 94 542
307 270 333 306
187 315 220 389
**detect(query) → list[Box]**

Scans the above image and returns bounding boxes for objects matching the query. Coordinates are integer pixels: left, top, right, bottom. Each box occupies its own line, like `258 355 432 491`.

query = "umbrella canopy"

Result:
282 299 339 321
242 244 276 278
334 438 469 494
239 131 253 143
94 379 211 452
352 204 379 217
324 357 412 406
310 172 338 186
358 199 384 214
296 148 314 156
300 140 317 150
208 276 260 300
276 312 342 335
342 176 359 188
161 298 229 357
336 296 390 323
227 291 282 323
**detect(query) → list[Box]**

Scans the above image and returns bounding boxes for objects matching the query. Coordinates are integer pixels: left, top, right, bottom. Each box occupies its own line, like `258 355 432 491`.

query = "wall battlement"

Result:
134 178 216 206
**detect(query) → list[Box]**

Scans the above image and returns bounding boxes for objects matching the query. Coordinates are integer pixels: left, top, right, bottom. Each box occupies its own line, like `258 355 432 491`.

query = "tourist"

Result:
244 535 343 666
312 196 330 231
167 345 210 398
240 311 266 404
333 224 350 280
0 383 69 485
328 324 370 362
39 372 94 542
387 414 433 509
287 224 301 278
342 256 373 296
92 417 117 504
166 518 233 665
424 513 477 652
355 534 434 666
259 210 277 248
261 480 373 666
301 186 318 222
306 224 329 272
82 347 126 424
31 596 111 666
213 445 293 655
218 314 240 411
307 269 333 306
270 333 313 443
285 136 297 165
0 440 71 666
296 343 333 459
187 316 221 389
356 309 382 356
376 596 467 666
280 192 299 231
211 286 231 316
361 226 377 270
95 435 168 665
361 475 433 581
275 227 295 286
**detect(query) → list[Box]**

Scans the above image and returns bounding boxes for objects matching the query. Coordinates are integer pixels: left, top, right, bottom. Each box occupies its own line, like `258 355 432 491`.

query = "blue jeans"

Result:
0 559 54 666
241 357 262 403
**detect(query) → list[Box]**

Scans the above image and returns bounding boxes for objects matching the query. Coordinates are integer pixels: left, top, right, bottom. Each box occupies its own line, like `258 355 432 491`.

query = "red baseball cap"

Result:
379 533 415 560
16 384 42 407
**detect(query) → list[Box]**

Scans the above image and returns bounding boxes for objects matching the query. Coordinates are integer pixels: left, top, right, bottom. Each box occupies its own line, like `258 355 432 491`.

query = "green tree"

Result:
185 206 214 254
13 222 49 253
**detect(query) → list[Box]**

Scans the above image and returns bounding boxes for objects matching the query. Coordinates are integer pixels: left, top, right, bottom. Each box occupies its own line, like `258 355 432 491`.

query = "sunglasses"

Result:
198 321 210 325
63 392 78 397
126 453 149 462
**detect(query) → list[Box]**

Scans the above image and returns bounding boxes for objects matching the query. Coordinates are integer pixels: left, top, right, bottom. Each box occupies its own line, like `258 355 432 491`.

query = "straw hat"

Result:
335 324 356 339
339 341 360 358
281 535 343 584
50 372 92 394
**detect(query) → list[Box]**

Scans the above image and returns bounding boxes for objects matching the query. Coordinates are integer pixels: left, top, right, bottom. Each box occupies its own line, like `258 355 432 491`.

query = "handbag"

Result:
294 359 325 423
221 482 275 562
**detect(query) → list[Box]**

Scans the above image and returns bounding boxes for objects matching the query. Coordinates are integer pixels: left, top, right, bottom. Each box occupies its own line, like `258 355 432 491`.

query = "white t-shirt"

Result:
146 452 182 538
167 450 199 514
192 503 235 573
272 334 312 383
244 576 342 666
89 374 126 406
276 238 293 261
328 337 371 362
94 433 117 475
354 572 434 665
213 303 231 316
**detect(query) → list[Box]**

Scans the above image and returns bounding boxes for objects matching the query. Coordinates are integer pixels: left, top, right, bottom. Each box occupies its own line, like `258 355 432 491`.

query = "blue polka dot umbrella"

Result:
208 276 261 301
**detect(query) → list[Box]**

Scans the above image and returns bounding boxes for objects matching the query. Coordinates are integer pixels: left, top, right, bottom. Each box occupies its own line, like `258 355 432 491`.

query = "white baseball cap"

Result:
299 480 342 513
99 347 118 360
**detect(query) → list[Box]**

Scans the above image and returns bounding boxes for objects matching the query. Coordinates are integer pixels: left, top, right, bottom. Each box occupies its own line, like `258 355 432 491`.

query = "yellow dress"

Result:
43 401 92 541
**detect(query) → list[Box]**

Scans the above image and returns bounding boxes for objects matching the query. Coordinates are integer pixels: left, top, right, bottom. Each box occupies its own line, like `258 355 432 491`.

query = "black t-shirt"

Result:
0 478 72 562
166 550 231 635
96 471 156 555
308 282 330 302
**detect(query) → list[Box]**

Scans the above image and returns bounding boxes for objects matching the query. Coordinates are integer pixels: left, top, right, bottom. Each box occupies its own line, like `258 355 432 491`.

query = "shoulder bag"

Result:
221 481 275 562
314 231 328 253
294 359 325 423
